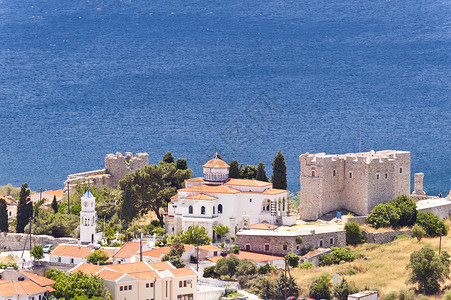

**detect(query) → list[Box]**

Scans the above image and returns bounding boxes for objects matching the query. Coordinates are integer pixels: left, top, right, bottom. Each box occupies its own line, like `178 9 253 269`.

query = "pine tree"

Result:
229 160 241 178
16 183 32 233
51 196 58 213
256 162 268 182
271 151 287 189
176 158 188 170
0 198 8 232
162 151 175 164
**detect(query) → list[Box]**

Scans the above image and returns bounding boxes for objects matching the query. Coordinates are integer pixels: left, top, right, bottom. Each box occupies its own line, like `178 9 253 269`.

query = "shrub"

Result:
87 250 108 265
368 203 400 229
383 291 397 300
296 236 303 244
411 225 426 242
299 262 313 269
320 247 356 266
416 212 448 237
258 264 276 274
309 274 332 300
285 252 300 269
398 289 415 300
215 255 239 277
332 278 357 300
390 194 417 226
344 221 363 245
203 266 219 278
445 289 451 300
236 259 258 276
338 268 356 275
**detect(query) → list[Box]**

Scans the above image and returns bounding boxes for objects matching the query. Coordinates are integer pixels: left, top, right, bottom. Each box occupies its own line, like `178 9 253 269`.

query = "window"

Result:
400 167 403 174
213 206 215 214
70 258 74 264
146 283 150 288
333 169 336 176
129 285 132 290
330 237 334 245
188 205 193 214
312 170 316 177
385 173 388 179
283 244 287 251
184 280 187 287
376 173 380 180
120 286 123 291
201 206 205 215
179 281 183 287
319 240 323 247
265 244 269 251
218 204 223 214
213 251 217 256
124 286 128 291
250 198 252 202
245 244 250 251
349 172 353 179
58 257 61 263
296 245 300 250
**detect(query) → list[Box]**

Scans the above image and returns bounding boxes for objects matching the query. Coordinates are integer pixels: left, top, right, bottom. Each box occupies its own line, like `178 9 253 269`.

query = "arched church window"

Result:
218 204 223 214
201 206 206 215
189 205 193 214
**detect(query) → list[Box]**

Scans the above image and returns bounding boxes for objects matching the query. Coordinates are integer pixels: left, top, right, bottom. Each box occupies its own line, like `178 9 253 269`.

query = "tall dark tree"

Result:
271 151 287 189
16 183 32 233
118 177 139 223
240 165 258 179
176 158 188 170
229 160 241 178
256 162 268 182
51 196 59 213
0 198 9 232
162 151 175 164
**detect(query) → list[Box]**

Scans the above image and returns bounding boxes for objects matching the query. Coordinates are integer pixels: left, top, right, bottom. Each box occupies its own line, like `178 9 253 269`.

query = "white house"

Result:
112 242 148 264
167 157 296 239
142 245 195 263
0 268 55 300
49 245 92 265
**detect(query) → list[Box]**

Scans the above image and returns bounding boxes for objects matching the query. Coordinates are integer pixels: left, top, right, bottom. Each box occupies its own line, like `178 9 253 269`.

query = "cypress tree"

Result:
256 162 268 182
0 198 8 232
228 160 241 178
162 151 175 164
271 151 287 189
16 183 32 233
176 158 188 170
51 196 58 213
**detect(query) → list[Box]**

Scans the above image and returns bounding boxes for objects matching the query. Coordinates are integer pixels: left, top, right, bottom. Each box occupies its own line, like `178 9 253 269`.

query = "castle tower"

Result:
203 156 230 184
80 189 97 245
412 173 426 196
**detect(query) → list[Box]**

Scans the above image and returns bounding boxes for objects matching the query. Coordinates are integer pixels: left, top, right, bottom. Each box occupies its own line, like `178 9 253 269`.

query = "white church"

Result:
79 189 100 245
166 157 297 240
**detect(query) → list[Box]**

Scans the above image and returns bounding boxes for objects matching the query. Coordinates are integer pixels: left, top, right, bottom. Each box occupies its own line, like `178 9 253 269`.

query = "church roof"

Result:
183 193 218 201
203 158 230 169
226 178 272 187
82 189 93 198
179 184 240 194
261 188 288 195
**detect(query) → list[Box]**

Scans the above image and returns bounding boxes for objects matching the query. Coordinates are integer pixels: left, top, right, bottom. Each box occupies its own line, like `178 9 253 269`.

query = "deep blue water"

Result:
0 0 450 195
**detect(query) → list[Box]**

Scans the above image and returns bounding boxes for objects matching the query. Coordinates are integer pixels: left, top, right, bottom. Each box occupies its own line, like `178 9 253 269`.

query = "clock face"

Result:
83 201 88 207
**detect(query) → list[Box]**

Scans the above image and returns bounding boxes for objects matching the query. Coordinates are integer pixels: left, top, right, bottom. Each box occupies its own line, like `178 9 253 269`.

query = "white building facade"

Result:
80 189 98 244
167 158 296 239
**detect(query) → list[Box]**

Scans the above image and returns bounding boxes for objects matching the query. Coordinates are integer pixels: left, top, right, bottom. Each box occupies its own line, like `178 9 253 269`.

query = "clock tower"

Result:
80 189 97 245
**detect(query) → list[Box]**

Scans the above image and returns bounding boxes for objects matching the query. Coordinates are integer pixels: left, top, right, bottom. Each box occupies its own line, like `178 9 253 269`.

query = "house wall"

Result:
49 255 86 265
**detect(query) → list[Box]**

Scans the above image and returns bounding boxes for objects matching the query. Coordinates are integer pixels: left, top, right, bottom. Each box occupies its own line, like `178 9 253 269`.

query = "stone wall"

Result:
0 233 77 251
362 229 412 244
342 215 368 225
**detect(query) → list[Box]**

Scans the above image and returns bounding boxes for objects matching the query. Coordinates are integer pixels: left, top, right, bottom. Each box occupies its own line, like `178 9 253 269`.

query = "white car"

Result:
42 244 53 253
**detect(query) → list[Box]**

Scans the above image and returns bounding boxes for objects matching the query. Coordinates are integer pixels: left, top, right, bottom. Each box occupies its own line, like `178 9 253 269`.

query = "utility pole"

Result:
439 228 444 255
139 232 143 262
67 182 70 214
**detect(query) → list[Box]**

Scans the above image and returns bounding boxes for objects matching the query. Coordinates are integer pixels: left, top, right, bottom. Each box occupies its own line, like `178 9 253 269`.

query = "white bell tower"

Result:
80 189 97 245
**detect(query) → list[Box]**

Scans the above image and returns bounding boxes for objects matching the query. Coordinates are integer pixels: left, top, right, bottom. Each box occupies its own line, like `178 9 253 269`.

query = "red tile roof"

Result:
226 178 272 187
179 184 240 194
70 263 103 275
50 245 92 258
21 271 55 287
147 261 175 271
302 248 330 259
168 268 197 277
46 189 63 198
199 245 220 251
108 262 153 273
184 193 218 201
128 270 160 280
203 158 230 168
170 194 178 201
261 188 288 195
113 242 146 258
0 280 55 297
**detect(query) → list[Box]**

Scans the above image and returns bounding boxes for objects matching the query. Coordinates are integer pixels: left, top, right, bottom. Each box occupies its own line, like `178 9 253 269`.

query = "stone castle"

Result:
64 152 148 193
299 150 411 220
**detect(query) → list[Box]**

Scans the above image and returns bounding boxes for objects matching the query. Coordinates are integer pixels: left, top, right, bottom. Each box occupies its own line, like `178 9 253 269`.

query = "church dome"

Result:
203 158 229 182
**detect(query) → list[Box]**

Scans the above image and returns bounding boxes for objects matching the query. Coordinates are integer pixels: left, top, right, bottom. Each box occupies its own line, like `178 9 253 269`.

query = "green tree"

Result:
178 225 211 245
213 225 229 242
30 245 44 264
320 247 356 266
229 160 241 178
87 250 109 265
332 278 357 300
258 264 276 274
236 259 258 276
344 221 363 245
176 158 188 170
412 225 426 243
309 274 332 300
368 203 400 229
416 212 448 237
390 194 417 226
162 151 175 163
119 162 192 225
46 270 112 300
16 183 32 233
51 196 58 213
256 162 269 182
162 237 186 268
285 252 300 275
215 255 240 277
0 198 8 232
407 246 450 294
271 151 287 189
240 165 258 179
274 273 299 299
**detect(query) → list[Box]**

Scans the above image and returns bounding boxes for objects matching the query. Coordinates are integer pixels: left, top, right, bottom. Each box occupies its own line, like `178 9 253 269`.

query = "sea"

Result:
0 0 450 195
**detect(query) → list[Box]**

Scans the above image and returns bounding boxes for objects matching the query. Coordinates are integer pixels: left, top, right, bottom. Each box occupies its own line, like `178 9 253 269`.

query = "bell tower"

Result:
80 188 97 245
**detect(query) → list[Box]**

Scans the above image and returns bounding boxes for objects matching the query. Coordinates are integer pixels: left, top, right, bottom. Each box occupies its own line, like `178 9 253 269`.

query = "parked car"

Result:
42 244 53 253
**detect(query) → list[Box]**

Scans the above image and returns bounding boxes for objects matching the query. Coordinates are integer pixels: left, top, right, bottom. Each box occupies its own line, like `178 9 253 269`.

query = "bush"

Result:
411 225 426 242
258 264 276 274
368 203 400 229
445 289 451 300
299 262 313 269
236 259 258 276
390 194 417 226
344 221 363 245
309 274 332 300
332 278 357 300
87 250 108 265
203 266 219 278
215 255 239 277
383 291 397 300
416 212 448 237
398 289 415 300
320 247 356 266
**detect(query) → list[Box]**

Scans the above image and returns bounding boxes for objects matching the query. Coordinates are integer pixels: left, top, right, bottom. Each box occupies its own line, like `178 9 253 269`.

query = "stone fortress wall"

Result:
64 152 148 193
299 150 411 220
0 233 77 251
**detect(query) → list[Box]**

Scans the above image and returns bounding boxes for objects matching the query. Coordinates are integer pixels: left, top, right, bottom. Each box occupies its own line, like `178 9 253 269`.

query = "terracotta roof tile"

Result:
302 248 330 259
50 245 92 258
203 159 230 169
113 242 146 258
128 270 160 280
185 177 205 182
183 193 218 201
168 268 197 277
45 189 63 197
142 247 171 258
179 184 240 194
147 261 175 271
261 188 288 195
170 194 178 201
107 262 153 273
21 271 55 287
70 263 103 275
96 269 125 281
226 178 272 187
206 256 223 263
199 245 220 251
0 280 54 297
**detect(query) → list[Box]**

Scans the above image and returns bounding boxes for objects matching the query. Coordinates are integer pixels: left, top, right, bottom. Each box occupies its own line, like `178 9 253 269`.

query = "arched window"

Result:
188 205 193 214
218 204 223 214
201 206 206 215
